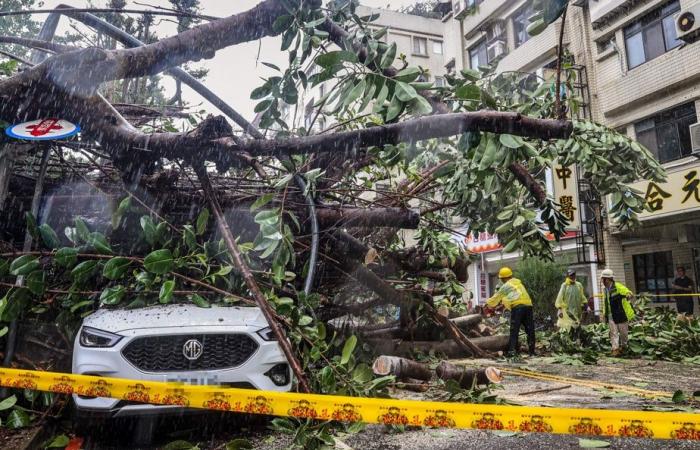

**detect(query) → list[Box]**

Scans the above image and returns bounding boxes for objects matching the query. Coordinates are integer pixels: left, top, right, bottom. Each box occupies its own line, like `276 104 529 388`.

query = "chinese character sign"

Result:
552 164 580 230
627 166 700 220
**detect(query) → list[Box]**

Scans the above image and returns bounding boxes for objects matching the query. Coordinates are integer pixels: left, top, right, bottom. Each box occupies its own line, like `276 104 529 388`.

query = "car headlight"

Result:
256 326 277 341
79 327 123 348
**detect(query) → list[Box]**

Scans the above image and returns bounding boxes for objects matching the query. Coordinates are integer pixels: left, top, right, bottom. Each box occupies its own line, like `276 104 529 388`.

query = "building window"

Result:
434 76 446 87
634 103 697 163
413 36 428 55
624 1 682 69
513 2 534 48
432 40 443 55
633 251 674 298
469 39 488 69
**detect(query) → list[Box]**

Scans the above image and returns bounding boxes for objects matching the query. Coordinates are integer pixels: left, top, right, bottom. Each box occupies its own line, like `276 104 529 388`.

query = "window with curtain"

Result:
412 36 428 55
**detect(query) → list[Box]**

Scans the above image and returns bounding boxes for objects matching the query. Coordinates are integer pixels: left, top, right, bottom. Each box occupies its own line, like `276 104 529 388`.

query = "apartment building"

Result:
590 0 700 313
450 0 700 314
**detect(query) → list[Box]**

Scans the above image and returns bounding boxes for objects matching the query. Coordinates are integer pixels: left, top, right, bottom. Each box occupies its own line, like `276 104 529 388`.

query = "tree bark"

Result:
450 314 483 332
436 361 502 388
372 356 432 381
316 207 419 229
368 335 508 358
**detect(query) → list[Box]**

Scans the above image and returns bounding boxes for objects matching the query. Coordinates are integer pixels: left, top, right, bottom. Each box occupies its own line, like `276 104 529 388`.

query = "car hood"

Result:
82 304 268 333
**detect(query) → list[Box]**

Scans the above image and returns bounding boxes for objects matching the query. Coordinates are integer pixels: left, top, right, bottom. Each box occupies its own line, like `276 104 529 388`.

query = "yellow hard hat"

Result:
498 267 513 279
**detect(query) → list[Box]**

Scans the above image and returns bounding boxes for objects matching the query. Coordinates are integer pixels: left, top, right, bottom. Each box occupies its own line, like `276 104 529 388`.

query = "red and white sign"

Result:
465 230 579 254
6 118 80 141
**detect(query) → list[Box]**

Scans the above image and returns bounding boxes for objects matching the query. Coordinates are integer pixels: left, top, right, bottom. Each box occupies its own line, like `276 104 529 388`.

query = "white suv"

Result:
72 304 292 418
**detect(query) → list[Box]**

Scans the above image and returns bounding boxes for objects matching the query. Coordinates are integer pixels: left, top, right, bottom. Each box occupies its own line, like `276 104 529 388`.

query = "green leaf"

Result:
272 14 293 33
103 257 131 280
25 212 39 241
460 68 481 81
315 50 358 68
225 438 253 450
46 434 70 448
455 84 481 101
26 270 45 296
380 42 397 69
393 67 421 83
395 81 418 102
502 240 518 254
162 441 198 450
0 395 17 411
411 96 433 115
196 208 210 235
0 259 8 277
499 134 524 149
69 300 94 313
39 224 60 249
112 196 131 229
140 216 157 246
144 249 174 275
352 363 373 383
672 390 686 403
55 247 78 268
385 94 403 122
6 409 30 428
344 79 367 107
578 438 610 448
190 294 210 308
100 286 125 306
159 280 175 304
341 335 357 365
250 83 271 100
250 193 275 212
10 255 39 276
88 232 112 254
254 210 279 227
71 260 98 283
74 217 90 243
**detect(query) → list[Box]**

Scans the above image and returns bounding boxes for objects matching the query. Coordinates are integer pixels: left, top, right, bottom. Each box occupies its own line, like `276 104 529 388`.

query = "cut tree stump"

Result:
436 361 503 388
372 355 432 381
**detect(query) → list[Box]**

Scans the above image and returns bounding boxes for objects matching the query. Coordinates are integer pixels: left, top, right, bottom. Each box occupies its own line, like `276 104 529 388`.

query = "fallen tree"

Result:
0 0 666 399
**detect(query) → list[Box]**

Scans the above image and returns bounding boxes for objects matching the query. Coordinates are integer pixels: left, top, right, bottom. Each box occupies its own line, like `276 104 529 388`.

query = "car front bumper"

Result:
72 325 291 418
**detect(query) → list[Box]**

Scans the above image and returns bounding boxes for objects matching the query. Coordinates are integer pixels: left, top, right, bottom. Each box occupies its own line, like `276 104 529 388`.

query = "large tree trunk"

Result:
369 335 508 358
436 361 502 388
372 356 432 381
450 314 483 331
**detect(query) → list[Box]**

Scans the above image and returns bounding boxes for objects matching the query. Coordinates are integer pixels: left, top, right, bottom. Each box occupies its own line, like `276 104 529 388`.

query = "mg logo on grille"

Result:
182 339 203 361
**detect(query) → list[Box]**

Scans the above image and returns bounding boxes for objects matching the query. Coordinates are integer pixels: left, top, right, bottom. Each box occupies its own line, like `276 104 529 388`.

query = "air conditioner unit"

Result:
454 0 467 19
487 40 507 60
676 3 700 43
690 122 700 151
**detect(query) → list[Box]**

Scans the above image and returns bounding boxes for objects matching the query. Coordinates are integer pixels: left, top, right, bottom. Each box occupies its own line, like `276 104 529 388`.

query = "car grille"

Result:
122 334 259 372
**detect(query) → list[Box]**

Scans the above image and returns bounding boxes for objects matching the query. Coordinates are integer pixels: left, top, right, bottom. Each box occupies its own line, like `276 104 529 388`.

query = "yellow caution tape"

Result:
0 368 699 440
594 293 700 298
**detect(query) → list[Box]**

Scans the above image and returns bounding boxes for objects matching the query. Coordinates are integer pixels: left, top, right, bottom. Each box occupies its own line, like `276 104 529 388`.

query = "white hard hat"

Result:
600 269 614 279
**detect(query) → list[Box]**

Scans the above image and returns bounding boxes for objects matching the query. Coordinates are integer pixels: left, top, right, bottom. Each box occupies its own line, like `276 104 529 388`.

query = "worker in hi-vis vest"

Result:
600 269 635 356
486 267 535 357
